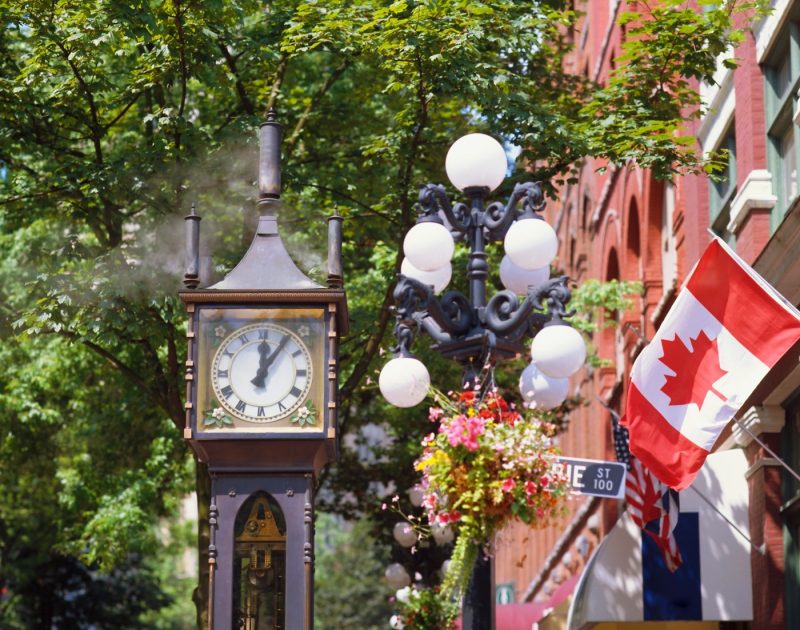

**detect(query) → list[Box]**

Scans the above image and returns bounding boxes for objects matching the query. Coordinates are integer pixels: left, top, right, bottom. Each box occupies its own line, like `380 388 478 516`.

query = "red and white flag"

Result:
624 237 800 490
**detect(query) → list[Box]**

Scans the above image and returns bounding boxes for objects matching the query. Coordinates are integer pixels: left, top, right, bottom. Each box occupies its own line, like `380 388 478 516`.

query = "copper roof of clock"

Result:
208 207 323 291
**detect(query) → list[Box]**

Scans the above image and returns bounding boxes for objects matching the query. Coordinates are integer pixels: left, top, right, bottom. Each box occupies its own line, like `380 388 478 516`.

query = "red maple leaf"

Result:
659 330 727 407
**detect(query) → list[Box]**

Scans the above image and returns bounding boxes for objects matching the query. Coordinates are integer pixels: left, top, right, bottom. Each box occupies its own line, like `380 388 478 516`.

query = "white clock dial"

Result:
211 323 312 422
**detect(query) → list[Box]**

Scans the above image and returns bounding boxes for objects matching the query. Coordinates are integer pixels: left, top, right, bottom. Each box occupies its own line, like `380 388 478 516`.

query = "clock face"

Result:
211 323 313 423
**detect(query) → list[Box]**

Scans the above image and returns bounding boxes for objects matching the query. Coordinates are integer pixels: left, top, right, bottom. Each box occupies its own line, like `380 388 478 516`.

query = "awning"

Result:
453 575 579 629
567 449 752 629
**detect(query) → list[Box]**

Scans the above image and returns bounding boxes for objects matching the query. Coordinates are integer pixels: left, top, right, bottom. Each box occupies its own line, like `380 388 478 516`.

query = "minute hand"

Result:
256 335 290 387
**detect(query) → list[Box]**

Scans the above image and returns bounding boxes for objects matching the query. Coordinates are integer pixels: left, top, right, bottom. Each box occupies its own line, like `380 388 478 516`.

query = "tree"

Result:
313 514 395 629
0 0 760 626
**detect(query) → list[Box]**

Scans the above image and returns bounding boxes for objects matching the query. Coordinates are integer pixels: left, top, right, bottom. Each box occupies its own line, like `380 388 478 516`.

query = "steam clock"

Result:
179 112 348 629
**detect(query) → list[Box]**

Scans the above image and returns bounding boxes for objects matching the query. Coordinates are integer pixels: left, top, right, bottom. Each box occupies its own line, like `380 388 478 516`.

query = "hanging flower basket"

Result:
414 389 570 610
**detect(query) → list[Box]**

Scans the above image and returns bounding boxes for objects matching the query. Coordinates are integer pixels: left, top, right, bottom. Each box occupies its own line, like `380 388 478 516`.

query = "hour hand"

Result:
251 340 271 388
251 336 289 388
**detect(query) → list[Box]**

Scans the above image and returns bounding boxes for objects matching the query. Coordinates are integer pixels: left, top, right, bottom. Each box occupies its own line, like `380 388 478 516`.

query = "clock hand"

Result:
250 335 290 388
260 335 290 385
251 340 272 388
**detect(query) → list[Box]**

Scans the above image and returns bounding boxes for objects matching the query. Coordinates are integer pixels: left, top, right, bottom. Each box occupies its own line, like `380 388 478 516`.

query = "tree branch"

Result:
300 182 398 225
217 40 255 116
174 0 188 119
104 92 143 132
285 58 352 158
265 53 288 116
54 40 103 165
57 331 159 403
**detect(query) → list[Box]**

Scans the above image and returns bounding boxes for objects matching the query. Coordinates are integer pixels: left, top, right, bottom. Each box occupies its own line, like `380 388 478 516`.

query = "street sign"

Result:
554 457 627 499
496 582 515 605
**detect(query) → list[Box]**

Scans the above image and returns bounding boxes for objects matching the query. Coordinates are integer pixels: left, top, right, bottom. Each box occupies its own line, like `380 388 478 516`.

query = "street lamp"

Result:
379 133 585 629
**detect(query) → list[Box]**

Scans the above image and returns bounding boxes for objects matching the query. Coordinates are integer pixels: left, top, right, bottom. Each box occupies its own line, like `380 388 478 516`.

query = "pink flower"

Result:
524 480 536 496
444 414 486 451
501 478 516 493
539 475 550 487
428 407 444 422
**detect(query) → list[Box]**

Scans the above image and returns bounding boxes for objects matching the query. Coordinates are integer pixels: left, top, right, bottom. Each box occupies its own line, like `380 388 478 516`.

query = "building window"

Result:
661 181 677 291
780 124 798 203
709 125 737 240
765 22 800 222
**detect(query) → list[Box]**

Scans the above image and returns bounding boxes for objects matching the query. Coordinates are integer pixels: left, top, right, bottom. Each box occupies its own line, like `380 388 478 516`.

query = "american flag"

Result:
608 405 683 572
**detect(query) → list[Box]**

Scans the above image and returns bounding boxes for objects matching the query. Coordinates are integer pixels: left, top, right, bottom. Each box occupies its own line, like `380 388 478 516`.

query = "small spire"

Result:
183 201 202 289
258 113 282 203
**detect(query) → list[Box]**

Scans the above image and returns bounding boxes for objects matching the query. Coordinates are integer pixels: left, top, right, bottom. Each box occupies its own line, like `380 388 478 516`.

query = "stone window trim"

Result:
726 169 778 233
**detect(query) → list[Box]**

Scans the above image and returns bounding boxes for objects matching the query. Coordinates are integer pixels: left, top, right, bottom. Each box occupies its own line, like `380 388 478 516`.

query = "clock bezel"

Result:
211 321 314 423
188 301 336 439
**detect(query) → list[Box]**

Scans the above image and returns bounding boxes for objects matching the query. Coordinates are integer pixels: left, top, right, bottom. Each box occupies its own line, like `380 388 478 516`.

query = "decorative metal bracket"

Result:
391 181 574 371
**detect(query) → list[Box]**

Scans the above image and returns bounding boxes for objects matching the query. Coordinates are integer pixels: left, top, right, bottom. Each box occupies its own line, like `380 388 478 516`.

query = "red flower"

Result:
459 390 476 404
501 478 516 493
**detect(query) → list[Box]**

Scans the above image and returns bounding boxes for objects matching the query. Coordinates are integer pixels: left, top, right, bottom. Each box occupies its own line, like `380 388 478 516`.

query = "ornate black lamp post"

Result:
379 133 586 630
180 112 348 629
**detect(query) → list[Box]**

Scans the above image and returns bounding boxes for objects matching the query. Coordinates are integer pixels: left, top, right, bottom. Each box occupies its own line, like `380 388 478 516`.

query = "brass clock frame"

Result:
180 290 348 473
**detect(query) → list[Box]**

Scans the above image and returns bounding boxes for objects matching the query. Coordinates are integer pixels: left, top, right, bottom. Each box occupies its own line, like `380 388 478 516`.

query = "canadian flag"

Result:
625 238 800 490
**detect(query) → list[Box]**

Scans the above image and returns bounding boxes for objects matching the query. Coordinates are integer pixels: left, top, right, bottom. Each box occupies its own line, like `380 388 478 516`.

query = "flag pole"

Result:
732 416 800 484
686 486 765 554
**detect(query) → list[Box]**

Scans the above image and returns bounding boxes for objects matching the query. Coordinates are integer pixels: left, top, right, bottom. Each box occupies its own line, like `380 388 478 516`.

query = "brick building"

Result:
493 2 800 628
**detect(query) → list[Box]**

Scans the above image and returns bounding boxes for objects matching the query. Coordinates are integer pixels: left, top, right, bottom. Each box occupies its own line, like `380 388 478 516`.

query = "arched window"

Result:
626 199 641 278
233 492 287 630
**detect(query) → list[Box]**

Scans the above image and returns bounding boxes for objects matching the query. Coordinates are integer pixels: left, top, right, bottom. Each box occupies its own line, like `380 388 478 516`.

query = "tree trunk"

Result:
193 459 211 630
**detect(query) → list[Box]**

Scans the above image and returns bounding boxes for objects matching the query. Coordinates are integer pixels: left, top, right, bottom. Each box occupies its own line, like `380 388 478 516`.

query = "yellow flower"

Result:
415 449 450 472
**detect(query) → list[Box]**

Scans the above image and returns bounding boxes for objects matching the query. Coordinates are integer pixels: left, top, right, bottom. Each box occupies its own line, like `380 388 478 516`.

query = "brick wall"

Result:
746 435 786 629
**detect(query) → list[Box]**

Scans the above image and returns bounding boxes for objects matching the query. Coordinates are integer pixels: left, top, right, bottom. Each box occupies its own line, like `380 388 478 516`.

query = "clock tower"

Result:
179 112 348 629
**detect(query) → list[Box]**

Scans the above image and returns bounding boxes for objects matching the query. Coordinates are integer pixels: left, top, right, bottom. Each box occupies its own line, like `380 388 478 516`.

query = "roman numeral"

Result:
290 386 302 398
277 401 286 412
239 333 249 343
292 349 303 357
258 329 269 340
221 385 233 399
235 400 247 413
257 406 266 417
223 348 234 357
296 369 307 377
217 369 228 379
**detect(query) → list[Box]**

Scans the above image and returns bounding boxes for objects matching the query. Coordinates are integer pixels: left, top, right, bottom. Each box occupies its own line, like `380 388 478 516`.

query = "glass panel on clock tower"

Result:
232 492 287 630
195 306 327 432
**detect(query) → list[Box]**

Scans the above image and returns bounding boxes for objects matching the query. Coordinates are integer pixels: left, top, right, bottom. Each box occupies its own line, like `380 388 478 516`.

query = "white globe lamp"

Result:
379 357 430 408
518 362 569 410
503 218 558 270
431 523 455 545
408 486 424 507
499 255 549 294
401 258 451 294
445 133 508 192
385 563 411 589
393 521 418 548
402 222 454 272
395 586 412 604
530 324 586 378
